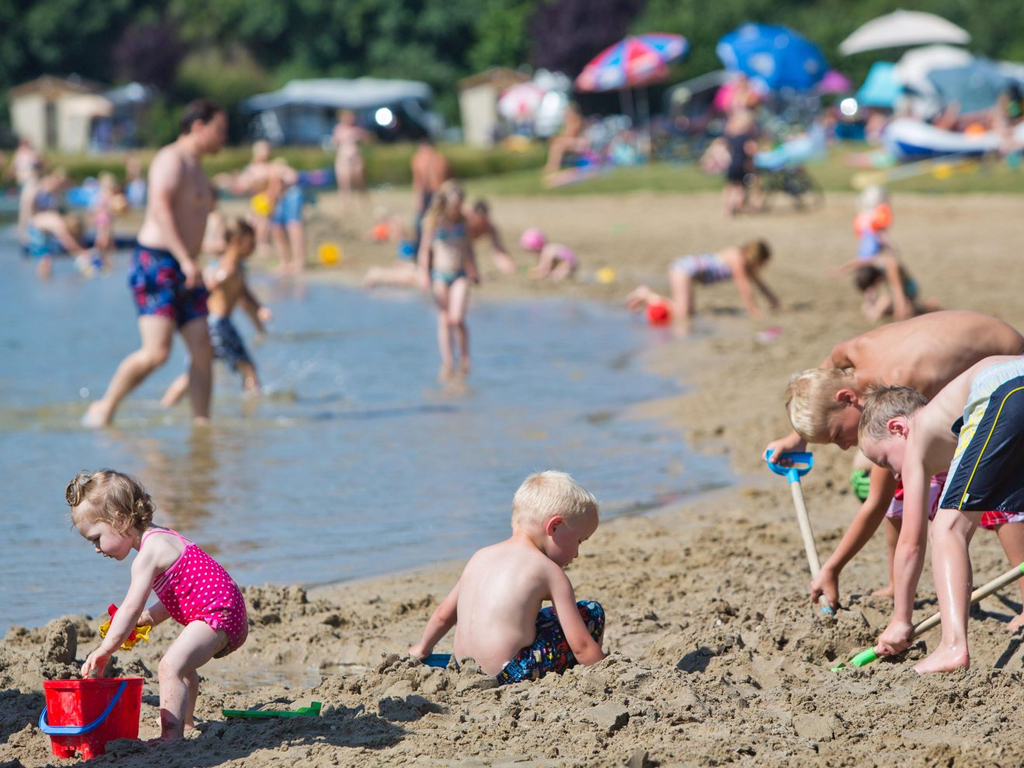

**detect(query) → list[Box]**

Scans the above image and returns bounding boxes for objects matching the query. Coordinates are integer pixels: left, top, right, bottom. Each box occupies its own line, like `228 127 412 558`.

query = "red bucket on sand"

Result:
39 677 144 760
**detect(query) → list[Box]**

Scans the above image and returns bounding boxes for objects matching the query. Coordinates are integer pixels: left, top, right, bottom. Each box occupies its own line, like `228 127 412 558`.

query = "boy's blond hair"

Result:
785 367 857 441
857 385 927 443
65 469 155 533
511 471 598 528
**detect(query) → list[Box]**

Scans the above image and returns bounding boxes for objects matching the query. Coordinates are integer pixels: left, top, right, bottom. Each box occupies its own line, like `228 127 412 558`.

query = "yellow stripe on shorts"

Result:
957 386 1024 509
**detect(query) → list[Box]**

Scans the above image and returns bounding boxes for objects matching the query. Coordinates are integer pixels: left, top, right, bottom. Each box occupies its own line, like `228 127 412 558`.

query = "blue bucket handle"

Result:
39 680 127 736
765 450 814 484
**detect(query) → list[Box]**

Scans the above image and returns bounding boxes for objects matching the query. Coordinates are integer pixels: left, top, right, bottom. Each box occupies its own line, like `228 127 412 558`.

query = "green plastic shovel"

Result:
223 701 322 719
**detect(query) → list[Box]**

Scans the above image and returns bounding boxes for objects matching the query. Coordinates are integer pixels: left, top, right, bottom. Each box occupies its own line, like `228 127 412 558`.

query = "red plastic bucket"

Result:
39 677 144 760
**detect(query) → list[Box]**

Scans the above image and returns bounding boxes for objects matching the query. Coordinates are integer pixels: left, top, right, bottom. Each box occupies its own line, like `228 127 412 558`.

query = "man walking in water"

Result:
84 99 226 427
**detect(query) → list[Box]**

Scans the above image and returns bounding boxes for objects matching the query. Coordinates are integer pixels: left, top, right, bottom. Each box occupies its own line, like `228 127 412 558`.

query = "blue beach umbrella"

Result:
716 23 827 92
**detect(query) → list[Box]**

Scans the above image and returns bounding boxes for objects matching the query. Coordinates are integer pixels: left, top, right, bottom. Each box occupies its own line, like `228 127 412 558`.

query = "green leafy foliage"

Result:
7 0 1024 139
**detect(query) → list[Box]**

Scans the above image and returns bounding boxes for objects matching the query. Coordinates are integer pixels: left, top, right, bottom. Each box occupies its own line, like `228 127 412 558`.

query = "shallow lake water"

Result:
0 231 731 630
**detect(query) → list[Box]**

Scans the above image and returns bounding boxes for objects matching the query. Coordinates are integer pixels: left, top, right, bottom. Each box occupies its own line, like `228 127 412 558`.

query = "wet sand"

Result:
4 189 1024 767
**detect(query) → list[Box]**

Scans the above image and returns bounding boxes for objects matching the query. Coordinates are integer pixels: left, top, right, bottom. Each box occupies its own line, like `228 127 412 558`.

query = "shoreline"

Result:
5 190 1024 766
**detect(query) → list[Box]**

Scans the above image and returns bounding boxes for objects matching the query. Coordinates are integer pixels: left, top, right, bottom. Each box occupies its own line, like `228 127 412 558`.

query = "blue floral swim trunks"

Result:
129 245 208 328
496 600 604 685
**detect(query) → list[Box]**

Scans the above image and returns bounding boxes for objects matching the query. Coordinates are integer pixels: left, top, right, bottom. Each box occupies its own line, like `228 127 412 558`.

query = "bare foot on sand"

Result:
913 645 969 674
1007 613 1024 632
82 401 112 428
871 584 895 599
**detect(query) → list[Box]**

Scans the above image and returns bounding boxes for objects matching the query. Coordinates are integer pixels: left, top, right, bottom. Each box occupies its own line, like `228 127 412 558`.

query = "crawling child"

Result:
626 239 779 323
520 228 579 281
68 469 248 738
409 471 606 683
859 356 1024 672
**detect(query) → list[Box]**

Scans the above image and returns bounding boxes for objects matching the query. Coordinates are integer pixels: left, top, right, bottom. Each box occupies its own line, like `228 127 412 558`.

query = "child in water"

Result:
162 217 271 405
519 228 578 281
625 239 779 323
409 471 605 683
26 210 100 280
90 172 126 270
69 469 248 740
418 179 479 378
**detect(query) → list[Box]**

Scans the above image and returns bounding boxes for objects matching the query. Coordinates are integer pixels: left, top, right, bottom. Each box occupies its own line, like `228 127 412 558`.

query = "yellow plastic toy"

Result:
251 193 272 218
98 604 151 651
596 267 617 285
318 242 342 265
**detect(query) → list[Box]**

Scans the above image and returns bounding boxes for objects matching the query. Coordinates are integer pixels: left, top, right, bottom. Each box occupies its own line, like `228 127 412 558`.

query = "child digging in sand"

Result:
161 218 271 405
858 356 1024 671
520 228 579 281
69 469 248 739
625 239 779 324
409 471 606 683
764 312 1024 614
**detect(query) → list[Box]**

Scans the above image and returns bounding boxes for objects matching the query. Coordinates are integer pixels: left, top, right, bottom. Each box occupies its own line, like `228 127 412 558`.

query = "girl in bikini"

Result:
626 239 780 324
418 180 479 378
69 469 248 741
520 228 579 282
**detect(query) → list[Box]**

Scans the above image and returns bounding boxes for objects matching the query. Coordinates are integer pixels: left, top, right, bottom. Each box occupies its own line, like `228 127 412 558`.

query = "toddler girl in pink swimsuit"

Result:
520 228 579 282
68 469 248 741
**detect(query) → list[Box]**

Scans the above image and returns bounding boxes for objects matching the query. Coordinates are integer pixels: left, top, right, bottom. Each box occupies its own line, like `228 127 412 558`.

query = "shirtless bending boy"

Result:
763 311 1024 614
409 471 606 683
859 356 1024 672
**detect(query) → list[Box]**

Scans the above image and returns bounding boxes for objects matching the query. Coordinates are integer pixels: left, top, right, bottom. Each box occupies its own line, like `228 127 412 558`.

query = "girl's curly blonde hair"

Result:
65 469 155 533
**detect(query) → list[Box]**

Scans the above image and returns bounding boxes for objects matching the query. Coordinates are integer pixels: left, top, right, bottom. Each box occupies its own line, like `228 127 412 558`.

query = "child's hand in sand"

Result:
408 643 429 659
810 567 839 611
82 648 112 678
875 619 913 657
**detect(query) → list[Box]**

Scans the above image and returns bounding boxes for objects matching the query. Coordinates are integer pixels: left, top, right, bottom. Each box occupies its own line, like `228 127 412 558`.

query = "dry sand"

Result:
4 189 1024 767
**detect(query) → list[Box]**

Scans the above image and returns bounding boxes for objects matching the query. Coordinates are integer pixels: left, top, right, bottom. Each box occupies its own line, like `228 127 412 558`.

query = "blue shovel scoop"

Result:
766 451 834 617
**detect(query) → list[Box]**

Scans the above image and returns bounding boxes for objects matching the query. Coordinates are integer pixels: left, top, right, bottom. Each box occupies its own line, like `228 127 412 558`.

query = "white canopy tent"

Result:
840 10 970 56
894 45 973 95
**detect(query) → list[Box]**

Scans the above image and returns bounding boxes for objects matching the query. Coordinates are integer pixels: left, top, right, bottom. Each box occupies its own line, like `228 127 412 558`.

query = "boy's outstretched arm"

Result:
409 581 460 659
812 466 898 608
876 464 930 656
549 569 605 666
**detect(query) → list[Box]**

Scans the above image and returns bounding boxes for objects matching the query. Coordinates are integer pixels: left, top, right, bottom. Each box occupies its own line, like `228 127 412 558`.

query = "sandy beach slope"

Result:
4 190 1024 767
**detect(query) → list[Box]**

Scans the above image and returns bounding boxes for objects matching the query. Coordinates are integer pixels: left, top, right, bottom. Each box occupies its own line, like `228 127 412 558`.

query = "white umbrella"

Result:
895 45 973 95
839 10 970 56
497 82 547 121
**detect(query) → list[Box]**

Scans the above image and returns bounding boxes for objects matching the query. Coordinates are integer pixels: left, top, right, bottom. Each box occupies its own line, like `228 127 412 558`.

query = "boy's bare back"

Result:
835 311 1023 399
453 538 568 674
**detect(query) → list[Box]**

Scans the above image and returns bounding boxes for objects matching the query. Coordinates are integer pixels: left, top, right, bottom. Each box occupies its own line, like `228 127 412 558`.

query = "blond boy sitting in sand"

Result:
858 356 1024 671
409 471 606 683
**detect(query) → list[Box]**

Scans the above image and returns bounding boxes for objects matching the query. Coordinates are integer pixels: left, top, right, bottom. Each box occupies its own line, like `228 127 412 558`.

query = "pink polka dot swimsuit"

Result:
141 528 248 656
